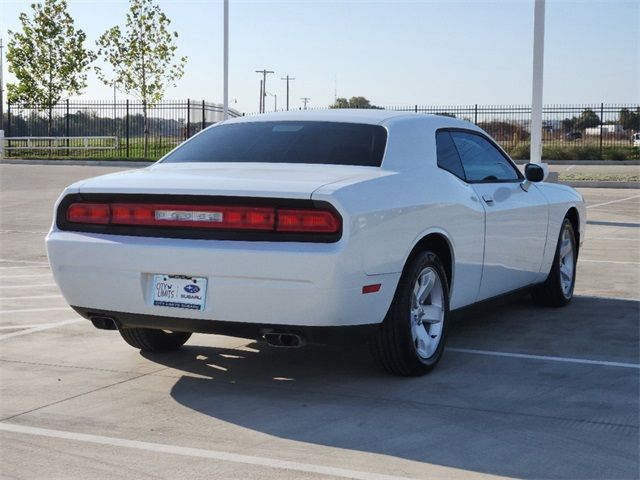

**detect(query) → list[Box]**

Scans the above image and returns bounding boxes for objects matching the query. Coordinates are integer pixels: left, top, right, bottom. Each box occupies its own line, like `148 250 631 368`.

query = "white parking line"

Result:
0 319 83 340
1 273 52 279
0 423 419 480
579 258 640 265
587 194 640 209
0 265 49 270
0 323 70 330
0 258 49 265
448 348 640 369
0 283 56 289
0 294 61 301
0 307 71 315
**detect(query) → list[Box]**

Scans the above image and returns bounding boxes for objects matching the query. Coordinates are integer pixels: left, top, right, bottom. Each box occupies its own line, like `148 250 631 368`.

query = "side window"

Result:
436 131 466 180
450 131 520 182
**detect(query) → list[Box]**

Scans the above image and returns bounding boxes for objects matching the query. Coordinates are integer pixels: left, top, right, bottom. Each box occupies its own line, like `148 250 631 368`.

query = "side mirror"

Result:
521 163 548 191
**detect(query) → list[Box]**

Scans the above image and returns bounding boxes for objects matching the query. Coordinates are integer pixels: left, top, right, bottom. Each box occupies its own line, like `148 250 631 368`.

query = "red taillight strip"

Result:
111 204 276 230
66 202 340 234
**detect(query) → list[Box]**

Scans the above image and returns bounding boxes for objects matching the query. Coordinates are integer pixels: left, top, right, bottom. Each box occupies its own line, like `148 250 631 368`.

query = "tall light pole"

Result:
223 0 229 120
281 74 295 111
255 69 274 113
0 38 4 132
530 0 545 164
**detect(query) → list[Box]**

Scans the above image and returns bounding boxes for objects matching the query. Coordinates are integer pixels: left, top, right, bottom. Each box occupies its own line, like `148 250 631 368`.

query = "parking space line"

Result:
0 258 49 265
0 319 83 340
0 323 71 330
0 307 71 315
587 194 640 209
0 423 419 480
447 348 640 369
579 259 640 265
0 283 56 289
1 273 52 279
0 265 49 270
0 294 61 301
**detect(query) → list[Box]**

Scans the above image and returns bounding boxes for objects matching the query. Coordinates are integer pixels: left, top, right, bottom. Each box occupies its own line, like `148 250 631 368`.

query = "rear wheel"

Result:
119 327 191 352
370 251 449 376
532 218 577 307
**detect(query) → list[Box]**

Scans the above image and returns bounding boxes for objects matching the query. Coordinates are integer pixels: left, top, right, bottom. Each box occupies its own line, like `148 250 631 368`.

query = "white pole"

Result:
223 0 229 120
530 0 545 164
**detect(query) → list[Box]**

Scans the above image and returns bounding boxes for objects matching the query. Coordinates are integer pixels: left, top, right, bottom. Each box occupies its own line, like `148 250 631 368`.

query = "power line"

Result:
255 69 274 113
280 75 295 111
301 97 310 110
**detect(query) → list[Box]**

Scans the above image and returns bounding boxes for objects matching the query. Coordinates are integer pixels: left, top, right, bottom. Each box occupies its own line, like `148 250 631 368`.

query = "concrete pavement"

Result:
0 164 638 479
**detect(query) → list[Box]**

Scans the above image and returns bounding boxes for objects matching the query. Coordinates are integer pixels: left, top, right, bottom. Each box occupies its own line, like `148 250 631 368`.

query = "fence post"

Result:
186 99 191 138
474 104 478 124
125 99 130 158
201 100 205 131
6 102 10 157
599 102 604 158
65 99 70 156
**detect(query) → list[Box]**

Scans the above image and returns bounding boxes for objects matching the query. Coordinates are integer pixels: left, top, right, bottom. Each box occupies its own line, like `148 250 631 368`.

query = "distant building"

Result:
585 124 624 135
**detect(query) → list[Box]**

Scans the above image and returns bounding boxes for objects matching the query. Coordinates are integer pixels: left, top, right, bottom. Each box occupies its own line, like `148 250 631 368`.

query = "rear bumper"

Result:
47 230 399 327
72 306 377 344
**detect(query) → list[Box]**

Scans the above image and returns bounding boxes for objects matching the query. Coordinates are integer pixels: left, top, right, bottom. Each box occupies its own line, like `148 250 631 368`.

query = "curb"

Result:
562 181 639 189
0 159 155 167
514 159 640 166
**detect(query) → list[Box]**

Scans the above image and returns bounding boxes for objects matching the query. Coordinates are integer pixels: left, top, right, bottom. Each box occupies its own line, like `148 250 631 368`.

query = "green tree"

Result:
619 108 640 132
96 0 187 157
574 109 600 130
6 0 95 135
330 96 377 109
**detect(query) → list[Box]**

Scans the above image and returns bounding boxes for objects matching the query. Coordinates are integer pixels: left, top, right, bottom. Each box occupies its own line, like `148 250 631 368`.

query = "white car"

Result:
46 110 585 376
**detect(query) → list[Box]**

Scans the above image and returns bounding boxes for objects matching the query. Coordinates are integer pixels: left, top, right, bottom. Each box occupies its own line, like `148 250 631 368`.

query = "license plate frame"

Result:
152 274 207 311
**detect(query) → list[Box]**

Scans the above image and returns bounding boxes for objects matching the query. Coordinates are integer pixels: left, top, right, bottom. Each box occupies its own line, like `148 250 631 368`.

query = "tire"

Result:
370 251 450 376
119 327 191 352
532 218 577 307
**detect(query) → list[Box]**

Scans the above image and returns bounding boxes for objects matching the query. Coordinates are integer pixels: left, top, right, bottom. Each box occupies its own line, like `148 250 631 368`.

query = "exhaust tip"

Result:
90 315 119 331
263 332 304 348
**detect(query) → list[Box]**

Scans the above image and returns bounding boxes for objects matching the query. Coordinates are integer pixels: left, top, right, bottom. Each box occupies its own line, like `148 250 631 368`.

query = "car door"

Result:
449 130 549 301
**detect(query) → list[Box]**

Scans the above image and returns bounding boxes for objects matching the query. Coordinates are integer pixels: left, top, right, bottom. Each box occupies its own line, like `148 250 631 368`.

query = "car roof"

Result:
224 109 475 129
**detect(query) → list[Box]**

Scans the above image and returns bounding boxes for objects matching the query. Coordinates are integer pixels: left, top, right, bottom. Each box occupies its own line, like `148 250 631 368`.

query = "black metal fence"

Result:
2 101 639 160
385 103 639 159
3 99 242 159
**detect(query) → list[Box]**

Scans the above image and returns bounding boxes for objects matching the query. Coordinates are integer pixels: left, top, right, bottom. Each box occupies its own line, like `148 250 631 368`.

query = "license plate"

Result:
152 274 207 311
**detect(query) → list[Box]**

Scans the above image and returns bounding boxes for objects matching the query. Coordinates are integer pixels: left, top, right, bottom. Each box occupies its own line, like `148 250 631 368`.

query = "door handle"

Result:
482 194 494 205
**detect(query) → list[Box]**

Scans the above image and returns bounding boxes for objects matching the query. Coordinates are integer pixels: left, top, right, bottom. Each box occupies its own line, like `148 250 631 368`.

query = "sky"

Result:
1 0 638 114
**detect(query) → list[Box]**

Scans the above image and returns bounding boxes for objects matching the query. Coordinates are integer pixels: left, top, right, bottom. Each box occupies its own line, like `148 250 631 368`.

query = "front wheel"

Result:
370 251 450 376
119 327 191 352
532 218 577 307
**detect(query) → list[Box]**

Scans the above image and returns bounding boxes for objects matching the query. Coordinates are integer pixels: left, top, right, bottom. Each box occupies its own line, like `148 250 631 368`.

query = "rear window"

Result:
162 121 387 167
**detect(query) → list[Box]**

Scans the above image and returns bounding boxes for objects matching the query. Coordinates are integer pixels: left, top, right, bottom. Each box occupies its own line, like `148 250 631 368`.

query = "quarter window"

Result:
436 131 466 180
450 131 520 182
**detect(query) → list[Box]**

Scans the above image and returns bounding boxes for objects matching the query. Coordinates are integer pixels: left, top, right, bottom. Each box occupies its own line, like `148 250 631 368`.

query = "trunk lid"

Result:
77 162 386 199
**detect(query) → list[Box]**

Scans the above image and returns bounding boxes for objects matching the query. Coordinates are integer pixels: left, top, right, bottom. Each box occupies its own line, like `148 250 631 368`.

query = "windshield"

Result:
162 121 387 167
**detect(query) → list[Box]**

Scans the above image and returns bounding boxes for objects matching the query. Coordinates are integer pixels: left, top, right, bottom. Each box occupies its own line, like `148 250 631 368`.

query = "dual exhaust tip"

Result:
263 331 305 348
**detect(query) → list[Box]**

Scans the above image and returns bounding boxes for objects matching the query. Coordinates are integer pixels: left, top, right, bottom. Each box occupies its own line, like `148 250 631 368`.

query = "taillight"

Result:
276 209 340 233
111 204 275 230
66 203 110 224
64 202 341 235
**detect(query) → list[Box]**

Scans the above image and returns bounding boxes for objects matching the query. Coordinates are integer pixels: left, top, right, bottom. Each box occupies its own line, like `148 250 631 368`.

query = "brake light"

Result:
276 209 340 233
64 202 341 235
66 203 110 224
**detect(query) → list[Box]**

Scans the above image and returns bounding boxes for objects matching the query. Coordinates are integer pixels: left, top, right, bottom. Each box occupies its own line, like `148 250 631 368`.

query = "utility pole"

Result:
301 97 310 110
280 75 295 111
223 0 229 120
255 69 274 113
258 80 263 113
530 0 545 164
